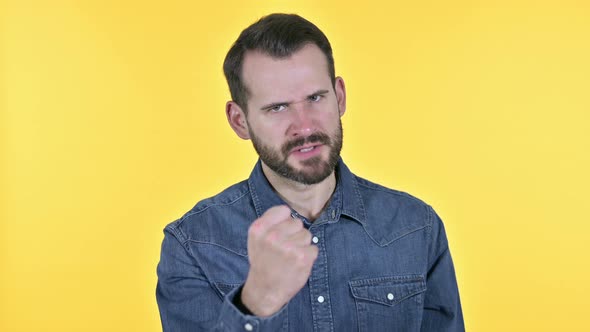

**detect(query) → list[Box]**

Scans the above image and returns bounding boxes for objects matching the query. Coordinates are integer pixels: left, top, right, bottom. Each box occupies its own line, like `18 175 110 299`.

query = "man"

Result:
156 13 464 331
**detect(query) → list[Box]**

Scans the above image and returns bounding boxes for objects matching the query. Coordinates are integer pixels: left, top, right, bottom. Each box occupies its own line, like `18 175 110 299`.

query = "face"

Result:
249 118 343 185
233 44 346 185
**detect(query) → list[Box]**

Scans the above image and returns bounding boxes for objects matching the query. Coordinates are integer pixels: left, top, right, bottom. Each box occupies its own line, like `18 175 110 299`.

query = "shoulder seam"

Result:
356 178 428 207
176 189 250 228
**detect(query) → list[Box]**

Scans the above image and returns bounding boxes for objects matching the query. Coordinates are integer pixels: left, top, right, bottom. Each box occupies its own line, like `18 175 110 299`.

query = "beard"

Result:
249 119 343 185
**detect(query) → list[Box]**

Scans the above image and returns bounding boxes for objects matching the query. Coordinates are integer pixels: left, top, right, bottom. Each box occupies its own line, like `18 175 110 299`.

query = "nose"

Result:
287 102 315 138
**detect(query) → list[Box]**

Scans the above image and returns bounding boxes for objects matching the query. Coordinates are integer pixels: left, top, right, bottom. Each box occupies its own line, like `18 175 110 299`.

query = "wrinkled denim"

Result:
156 159 464 331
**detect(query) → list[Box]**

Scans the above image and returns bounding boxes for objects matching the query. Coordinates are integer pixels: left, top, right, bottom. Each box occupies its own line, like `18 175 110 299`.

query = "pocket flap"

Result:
349 275 426 306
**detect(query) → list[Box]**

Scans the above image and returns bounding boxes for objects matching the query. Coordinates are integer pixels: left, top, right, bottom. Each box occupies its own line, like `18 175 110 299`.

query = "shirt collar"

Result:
247 158 367 226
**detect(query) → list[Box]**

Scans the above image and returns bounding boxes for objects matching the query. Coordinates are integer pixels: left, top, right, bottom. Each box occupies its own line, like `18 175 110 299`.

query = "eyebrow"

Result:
259 89 330 111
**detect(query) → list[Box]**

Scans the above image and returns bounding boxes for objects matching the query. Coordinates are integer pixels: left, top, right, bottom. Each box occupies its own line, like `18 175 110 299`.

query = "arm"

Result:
420 207 465 332
156 225 288 331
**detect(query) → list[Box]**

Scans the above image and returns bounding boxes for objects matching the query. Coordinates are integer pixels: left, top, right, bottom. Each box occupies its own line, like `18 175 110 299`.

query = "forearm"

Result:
156 228 289 331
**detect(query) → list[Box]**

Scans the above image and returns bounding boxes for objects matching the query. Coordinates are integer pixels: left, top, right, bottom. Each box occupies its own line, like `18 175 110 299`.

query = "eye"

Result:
269 104 287 113
309 94 323 102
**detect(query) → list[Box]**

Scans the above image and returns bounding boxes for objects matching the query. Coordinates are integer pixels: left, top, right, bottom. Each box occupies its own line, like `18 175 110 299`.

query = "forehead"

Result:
241 44 332 103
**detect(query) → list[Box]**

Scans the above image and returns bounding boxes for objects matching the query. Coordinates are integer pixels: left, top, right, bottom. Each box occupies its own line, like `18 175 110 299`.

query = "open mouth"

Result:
298 146 316 153
290 144 323 158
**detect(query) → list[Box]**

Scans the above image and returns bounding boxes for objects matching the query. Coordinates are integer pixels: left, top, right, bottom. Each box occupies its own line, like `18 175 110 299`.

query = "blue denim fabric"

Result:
156 159 464 331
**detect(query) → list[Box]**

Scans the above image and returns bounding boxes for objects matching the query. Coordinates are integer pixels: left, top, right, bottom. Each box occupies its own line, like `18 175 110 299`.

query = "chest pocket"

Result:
213 282 240 299
349 275 426 332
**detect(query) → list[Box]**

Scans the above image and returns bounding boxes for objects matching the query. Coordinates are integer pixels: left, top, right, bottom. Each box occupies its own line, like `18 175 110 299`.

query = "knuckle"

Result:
274 220 289 232
281 241 294 252
284 249 299 262
293 251 307 266
289 220 303 232
248 221 262 237
264 230 279 246
284 222 299 235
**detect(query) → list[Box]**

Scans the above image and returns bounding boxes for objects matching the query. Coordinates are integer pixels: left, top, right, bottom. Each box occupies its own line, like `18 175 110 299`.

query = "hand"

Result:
241 205 318 317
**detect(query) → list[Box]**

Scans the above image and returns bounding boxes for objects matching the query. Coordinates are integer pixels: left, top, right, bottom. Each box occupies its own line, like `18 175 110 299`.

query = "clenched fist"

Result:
241 205 318 317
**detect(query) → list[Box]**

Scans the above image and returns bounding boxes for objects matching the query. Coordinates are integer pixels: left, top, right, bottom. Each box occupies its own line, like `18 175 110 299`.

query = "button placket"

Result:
307 225 333 331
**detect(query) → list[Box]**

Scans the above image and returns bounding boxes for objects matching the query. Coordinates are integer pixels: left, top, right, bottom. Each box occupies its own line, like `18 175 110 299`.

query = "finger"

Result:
285 228 313 248
268 215 304 237
261 205 292 225
301 244 319 265
250 205 292 235
262 220 305 250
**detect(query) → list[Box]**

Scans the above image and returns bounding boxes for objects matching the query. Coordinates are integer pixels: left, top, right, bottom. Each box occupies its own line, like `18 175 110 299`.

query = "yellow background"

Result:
2 0 589 331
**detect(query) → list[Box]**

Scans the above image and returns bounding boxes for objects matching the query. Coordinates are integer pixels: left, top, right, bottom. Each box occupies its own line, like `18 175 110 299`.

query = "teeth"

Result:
299 146 315 152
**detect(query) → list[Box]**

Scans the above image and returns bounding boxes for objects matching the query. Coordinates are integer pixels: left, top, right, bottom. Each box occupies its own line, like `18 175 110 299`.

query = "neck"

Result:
261 162 337 222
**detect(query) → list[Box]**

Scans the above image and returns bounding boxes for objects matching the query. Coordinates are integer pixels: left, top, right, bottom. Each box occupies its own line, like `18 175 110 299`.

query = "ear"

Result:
334 76 347 117
226 101 251 140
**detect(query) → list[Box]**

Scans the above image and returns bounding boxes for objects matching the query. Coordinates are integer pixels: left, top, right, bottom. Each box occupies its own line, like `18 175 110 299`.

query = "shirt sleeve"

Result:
156 225 289 331
420 207 465 332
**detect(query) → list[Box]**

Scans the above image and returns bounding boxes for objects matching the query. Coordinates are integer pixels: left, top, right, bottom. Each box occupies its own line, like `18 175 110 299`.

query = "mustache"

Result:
281 132 332 156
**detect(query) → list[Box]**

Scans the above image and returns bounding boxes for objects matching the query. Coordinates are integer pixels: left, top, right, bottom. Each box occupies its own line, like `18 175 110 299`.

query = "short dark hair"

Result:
223 13 336 112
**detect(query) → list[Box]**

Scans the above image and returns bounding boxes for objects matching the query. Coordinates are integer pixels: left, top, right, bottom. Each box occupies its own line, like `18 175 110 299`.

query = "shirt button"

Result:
387 293 395 301
331 210 336 219
244 322 253 331
312 236 319 244
317 295 325 303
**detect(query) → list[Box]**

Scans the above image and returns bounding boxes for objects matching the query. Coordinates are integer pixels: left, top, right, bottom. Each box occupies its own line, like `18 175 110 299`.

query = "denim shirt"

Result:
156 159 464 331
